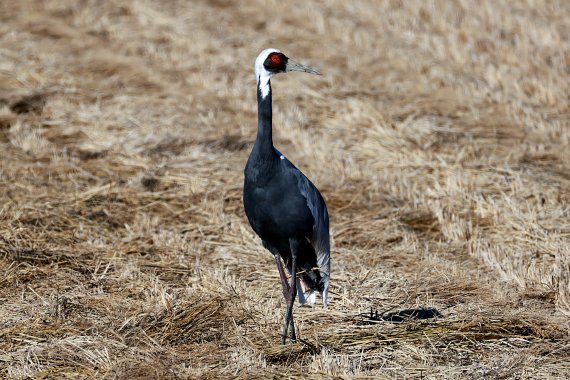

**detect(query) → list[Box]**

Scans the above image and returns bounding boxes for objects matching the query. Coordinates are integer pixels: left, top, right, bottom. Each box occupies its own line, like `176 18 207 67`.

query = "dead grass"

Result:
1 0 569 378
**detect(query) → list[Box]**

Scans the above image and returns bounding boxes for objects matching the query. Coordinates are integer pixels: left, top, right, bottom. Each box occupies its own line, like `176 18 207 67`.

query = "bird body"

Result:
243 49 330 343
245 155 314 242
244 148 328 302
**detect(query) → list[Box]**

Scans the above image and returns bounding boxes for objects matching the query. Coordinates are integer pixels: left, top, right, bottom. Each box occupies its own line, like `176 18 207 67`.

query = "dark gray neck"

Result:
254 79 275 158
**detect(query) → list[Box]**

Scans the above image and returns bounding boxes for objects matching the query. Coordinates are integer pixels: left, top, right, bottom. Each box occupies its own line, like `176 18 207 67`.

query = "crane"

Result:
243 48 330 344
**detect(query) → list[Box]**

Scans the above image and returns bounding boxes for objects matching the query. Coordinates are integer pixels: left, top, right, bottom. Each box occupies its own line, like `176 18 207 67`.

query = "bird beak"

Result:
285 59 321 75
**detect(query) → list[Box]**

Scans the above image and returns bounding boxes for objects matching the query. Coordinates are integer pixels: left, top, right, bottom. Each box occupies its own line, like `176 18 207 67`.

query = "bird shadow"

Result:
358 307 442 325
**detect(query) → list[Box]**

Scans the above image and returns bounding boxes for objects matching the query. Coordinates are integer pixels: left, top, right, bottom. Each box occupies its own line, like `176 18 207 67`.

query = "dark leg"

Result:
264 240 297 344
282 239 299 344
274 254 290 299
274 254 296 344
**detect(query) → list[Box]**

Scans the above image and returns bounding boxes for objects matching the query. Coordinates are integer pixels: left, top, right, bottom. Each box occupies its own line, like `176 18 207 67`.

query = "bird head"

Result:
255 48 320 98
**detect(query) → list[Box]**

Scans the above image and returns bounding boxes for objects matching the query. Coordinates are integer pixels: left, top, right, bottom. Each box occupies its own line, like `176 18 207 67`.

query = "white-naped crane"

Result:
243 48 330 344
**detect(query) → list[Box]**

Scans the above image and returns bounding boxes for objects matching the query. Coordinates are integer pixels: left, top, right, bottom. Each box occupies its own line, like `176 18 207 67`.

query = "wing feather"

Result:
293 170 330 307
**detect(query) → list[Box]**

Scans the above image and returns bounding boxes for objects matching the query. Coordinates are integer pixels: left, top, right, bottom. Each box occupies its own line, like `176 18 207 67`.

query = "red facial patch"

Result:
268 53 282 66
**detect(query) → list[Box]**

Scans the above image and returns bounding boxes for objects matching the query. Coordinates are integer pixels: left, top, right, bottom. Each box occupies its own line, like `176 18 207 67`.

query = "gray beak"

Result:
285 59 321 75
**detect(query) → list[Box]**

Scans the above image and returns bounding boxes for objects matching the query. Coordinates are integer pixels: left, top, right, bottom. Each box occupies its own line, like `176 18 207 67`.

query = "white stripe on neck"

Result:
254 48 280 100
257 72 271 99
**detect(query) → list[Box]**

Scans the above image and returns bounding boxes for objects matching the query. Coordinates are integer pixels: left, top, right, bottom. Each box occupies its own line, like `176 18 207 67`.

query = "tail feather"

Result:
285 237 330 307
296 277 321 306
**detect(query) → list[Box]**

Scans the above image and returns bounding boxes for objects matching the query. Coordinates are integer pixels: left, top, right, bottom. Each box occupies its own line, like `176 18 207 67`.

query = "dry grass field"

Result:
1 0 569 378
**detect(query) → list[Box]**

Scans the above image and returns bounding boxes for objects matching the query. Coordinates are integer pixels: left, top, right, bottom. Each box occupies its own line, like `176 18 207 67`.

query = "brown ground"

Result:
1 0 569 379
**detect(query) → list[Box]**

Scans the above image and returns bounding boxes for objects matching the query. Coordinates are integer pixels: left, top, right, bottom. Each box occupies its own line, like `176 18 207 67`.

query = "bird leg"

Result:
282 239 299 344
274 254 291 300
274 254 296 344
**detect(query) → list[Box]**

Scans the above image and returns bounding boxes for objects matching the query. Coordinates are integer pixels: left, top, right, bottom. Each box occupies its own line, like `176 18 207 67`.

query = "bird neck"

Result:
254 78 275 158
